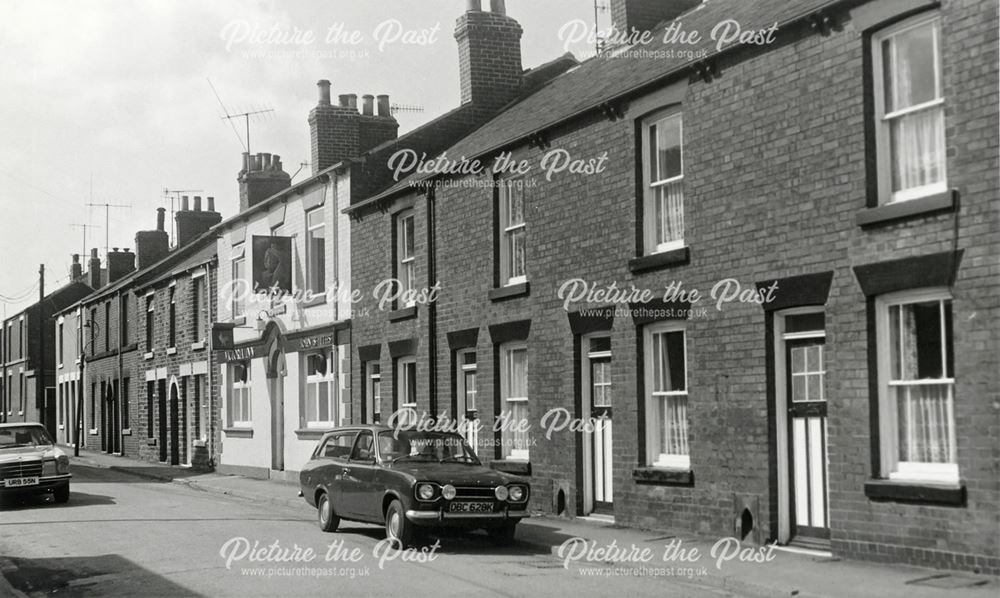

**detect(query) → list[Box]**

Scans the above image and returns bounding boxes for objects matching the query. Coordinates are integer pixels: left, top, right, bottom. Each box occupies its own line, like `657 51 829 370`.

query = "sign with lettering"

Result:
284 331 337 353
218 343 264 364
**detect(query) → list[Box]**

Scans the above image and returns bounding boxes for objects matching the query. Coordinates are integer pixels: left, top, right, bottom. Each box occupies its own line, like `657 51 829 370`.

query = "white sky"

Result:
0 0 597 309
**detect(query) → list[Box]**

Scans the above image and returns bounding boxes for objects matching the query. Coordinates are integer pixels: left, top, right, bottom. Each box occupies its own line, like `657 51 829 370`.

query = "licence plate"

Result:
4 477 39 488
450 501 493 513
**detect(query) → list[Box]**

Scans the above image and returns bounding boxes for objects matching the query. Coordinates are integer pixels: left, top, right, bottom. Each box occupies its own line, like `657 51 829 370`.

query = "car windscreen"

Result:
0 426 54 449
378 431 480 464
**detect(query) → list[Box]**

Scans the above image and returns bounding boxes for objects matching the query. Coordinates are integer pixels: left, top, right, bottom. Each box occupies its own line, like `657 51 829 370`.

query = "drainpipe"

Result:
206 262 216 468
426 187 438 420
117 289 125 456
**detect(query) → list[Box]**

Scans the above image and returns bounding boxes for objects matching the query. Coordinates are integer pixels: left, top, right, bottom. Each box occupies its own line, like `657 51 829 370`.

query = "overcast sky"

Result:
0 0 597 311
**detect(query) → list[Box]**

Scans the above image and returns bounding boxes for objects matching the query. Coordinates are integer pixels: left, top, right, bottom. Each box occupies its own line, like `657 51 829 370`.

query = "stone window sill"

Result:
628 246 690 274
88 428 98 436
190 341 206 351
633 467 694 486
388 305 417 322
295 428 328 440
302 295 326 309
863 479 965 506
857 190 956 227
146 438 157 446
488 281 530 302
122 428 132 436
143 352 154 361
166 347 177 355
193 439 207 447
490 460 532 476
223 427 254 439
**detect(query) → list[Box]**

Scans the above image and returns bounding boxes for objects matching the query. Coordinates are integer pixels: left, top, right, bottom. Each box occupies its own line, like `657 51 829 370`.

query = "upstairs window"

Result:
145 296 154 351
168 287 177 348
395 210 416 307
641 108 684 254
499 179 526 285
104 302 111 352
120 295 129 346
872 13 946 204
306 209 326 293
192 275 206 342
231 245 246 319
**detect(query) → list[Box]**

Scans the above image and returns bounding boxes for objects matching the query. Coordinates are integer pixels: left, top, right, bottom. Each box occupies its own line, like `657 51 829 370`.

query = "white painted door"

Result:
787 338 829 539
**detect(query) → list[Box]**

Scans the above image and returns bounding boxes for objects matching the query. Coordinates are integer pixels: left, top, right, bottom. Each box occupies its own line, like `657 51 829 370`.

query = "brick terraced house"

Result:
346 0 998 574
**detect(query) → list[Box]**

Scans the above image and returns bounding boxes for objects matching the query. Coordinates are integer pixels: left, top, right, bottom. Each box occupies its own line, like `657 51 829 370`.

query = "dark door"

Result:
169 384 180 465
786 338 829 540
341 431 379 521
158 382 168 462
315 431 357 515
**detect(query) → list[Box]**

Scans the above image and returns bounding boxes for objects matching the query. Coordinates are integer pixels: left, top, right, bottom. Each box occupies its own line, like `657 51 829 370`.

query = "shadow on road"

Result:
2 554 200 597
330 522 577 557
70 462 207 484
0 489 116 511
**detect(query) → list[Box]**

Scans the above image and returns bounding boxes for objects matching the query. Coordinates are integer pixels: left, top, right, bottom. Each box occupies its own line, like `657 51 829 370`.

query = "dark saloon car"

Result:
299 426 530 545
0 423 71 504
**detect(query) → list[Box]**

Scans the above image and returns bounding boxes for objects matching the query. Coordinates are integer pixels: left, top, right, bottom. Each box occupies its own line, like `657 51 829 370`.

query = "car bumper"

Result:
0 474 71 493
405 508 529 524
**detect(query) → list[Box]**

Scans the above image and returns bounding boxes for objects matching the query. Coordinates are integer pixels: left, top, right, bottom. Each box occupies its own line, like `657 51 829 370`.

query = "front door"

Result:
786 337 829 540
159 383 168 462
270 377 284 471
586 337 613 514
169 383 180 465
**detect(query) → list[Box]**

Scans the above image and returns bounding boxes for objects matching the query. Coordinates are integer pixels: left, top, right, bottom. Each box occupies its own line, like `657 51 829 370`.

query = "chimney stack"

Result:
88 248 102 289
107 247 136 283
136 208 169 269
239 150 292 213
455 0 524 111
177 192 223 247
71 254 83 281
362 94 374 116
609 0 700 36
377 95 391 117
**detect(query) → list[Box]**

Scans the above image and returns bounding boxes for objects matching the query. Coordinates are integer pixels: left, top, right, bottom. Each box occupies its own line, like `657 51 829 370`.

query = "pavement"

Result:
1 449 990 598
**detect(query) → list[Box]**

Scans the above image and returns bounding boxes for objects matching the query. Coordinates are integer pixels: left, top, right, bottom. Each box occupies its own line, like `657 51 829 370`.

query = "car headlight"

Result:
56 455 70 475
494 485 509 501
416 483 436 501
442 484 457 500
509 485 525 502
42 460 57 476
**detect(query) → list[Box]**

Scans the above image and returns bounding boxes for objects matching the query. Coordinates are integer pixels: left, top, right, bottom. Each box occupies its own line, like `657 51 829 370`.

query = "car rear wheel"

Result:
384 499 414 547
488 522 517 543
317 492 340 532
53 483 70 504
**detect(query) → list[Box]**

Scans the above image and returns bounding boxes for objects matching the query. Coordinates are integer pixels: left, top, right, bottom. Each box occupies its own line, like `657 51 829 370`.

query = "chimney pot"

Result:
72 254 80 264
490 0 506 14
271 154 280 169
242 151 250 171
181 195 190 211
338 94 351 107
317 79 332 105
362 94 374 115
207 197 215 212
346 94 358 110
466 0 482 10
376 95 391 116
91 248 98 258
194 196 202 211
112 247 119 252
156 207 166 231
261 153 272 170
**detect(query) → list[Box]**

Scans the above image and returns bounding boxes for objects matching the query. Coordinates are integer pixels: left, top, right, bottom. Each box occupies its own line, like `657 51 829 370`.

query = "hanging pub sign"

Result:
211 322 235 351
251 235 292 294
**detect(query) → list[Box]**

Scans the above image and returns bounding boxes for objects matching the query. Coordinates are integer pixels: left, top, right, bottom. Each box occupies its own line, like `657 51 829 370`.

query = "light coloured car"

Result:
0 423 71 504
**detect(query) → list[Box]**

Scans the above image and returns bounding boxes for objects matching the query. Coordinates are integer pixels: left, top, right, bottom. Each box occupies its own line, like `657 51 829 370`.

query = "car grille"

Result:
454 486 498 499
0 460 43 480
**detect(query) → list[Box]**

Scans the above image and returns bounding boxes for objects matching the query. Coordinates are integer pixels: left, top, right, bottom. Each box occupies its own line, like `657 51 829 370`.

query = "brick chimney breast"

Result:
107 248 136 283
135 207 170 269
176 194 223 247
88 248 102 289
610 0 701 35
455 3 524 111
238 151 291 213
309 81 362 175
70 254 83 281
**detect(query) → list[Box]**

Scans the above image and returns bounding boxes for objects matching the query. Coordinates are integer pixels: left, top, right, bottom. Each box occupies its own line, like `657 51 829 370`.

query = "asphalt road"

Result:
0 465 742 597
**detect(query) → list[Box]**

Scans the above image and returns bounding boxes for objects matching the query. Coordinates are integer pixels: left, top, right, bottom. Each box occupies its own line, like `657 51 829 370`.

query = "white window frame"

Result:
397 356 417 426
641 107 685 255
305 208 326 294
871 12 947 204
367 361 382 423
643 321 689 469
875 287 957 484
228 361 252 427
145 295 155 350
192 274 206 343
396 210 416 307
231 245 246 320
304 349 337 428
168 286 177 348
194 374 208 443
501 343 529 460
457 349 478 414
498 179 527 286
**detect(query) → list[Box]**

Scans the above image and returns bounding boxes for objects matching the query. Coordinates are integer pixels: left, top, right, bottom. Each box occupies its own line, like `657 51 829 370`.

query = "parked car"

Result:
299 426 530 545
0 423 71 504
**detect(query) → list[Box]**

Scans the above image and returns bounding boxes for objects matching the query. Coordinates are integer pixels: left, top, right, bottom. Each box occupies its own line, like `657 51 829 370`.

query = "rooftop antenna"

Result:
84 201 131 257
593 0 610 54
389 103 425 115
207 78 274 155
162 187 203 245
69 223 101 262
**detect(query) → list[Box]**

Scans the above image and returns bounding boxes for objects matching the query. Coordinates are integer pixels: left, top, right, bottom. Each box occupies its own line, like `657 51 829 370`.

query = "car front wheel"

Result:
317 492 340 532
53 483 70 504
384 499 415 547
